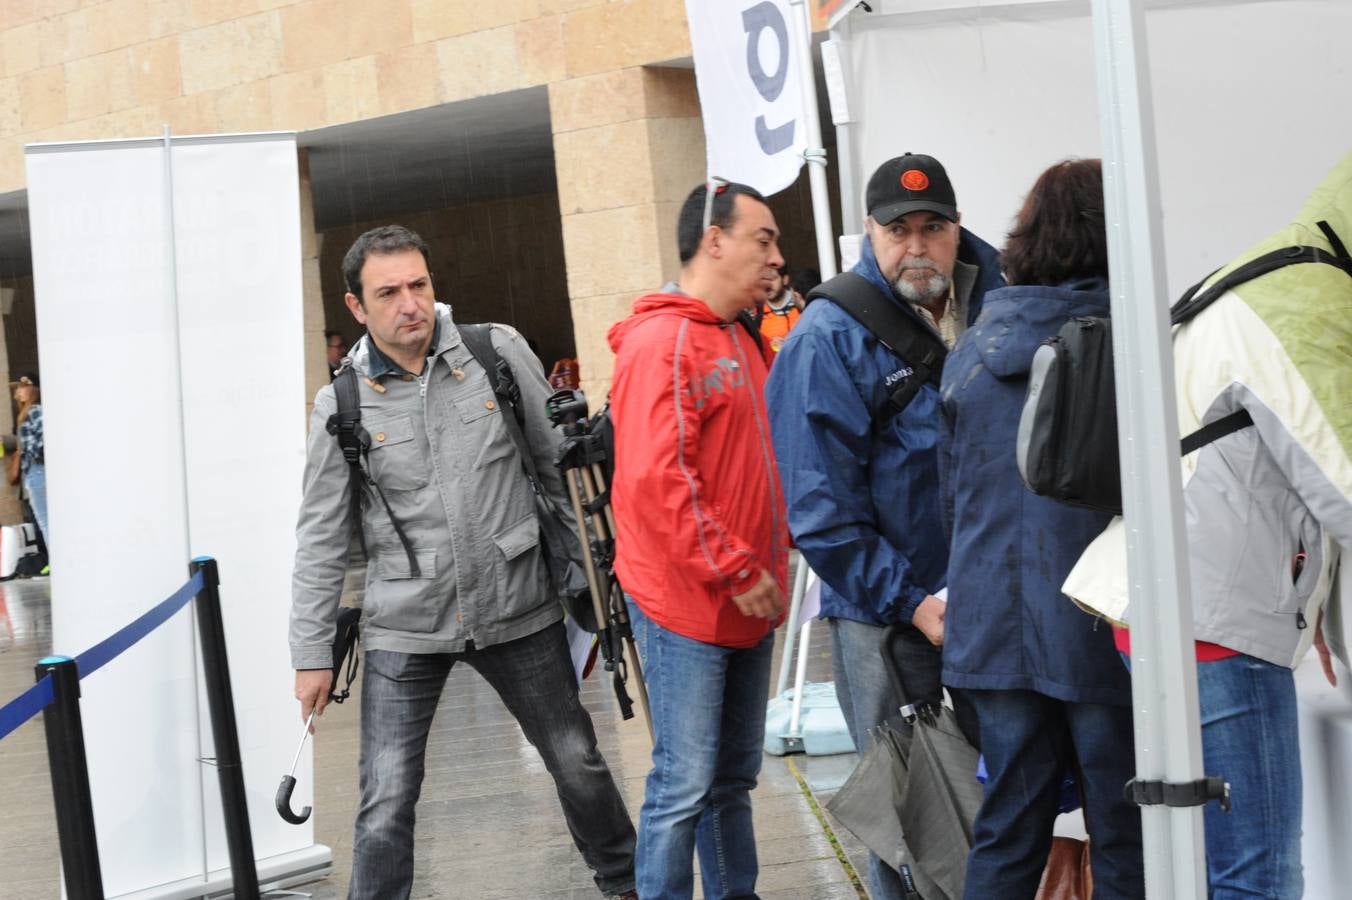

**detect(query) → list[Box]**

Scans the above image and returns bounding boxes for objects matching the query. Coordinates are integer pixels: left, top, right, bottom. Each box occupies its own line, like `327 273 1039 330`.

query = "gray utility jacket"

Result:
290 305 574 670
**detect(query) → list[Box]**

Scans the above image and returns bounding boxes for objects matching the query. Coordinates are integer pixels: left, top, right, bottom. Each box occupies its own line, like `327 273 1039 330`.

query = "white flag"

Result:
685 0 807 196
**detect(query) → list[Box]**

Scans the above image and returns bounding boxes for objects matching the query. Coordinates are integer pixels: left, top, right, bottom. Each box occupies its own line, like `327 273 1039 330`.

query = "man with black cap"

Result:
765 153 1002 900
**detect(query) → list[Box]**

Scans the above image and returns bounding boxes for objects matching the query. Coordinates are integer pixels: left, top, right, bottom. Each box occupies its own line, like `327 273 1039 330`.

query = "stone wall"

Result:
0 0 695 195
1 0 843 399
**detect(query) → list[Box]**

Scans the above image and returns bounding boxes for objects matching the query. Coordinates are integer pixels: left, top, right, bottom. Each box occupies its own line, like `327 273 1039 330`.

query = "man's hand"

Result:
732 570 785 620
295 668 334 733
1315 610 1338 687
912 595 947 647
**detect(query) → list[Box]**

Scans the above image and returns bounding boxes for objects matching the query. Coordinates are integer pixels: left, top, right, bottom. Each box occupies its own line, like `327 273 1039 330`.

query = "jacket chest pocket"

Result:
453 389 516 469
365 413 430 491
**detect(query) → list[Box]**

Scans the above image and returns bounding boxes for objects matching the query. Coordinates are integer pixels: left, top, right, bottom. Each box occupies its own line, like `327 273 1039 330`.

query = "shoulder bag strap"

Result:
325 365 420 578
459 324 555 508
806 272 948 421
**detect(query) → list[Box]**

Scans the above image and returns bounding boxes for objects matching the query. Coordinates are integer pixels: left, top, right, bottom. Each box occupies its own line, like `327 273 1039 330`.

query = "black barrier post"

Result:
35 656 104 900
191 557 261 900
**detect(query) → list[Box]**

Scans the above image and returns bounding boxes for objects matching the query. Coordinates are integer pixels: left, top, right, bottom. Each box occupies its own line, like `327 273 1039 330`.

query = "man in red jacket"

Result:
607 181 791 900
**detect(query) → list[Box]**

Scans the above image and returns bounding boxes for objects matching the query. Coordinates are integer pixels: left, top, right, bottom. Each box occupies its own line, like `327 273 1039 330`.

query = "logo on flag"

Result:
684 0 807 196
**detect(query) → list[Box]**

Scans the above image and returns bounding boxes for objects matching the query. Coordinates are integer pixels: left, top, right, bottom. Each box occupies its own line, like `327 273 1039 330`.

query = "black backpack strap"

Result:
325 366 420 578
1168 227 1352 457
459 324 552 503
806 273 948 423
1172 238 1352 325
1317 219 1350 263
1181 410 1253 456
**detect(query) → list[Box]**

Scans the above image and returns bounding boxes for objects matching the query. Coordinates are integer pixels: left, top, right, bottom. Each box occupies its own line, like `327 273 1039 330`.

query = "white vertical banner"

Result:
685 0 807 194
169 134 315 881
25 133 327 897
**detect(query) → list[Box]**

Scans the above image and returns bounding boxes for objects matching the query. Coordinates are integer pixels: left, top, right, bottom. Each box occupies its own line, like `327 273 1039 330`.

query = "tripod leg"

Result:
623 631 653 741
564 470 610 637
579 463 653 742
590 462 618 540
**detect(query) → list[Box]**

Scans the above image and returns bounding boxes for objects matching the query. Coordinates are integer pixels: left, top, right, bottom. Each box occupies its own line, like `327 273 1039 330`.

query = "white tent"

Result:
821 0 1352 895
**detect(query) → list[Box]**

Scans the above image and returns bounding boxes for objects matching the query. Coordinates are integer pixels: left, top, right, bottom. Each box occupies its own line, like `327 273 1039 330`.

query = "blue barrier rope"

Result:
0 673 54 741
75 570 205 679
0 569 207 742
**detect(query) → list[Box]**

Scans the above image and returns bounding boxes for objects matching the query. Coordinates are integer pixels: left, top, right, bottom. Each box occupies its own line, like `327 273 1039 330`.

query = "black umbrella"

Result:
276 607 362 825
826 625 985 899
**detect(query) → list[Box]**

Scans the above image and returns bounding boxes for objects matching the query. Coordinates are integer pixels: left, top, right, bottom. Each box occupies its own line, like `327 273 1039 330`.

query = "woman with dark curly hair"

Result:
938 159 1143 899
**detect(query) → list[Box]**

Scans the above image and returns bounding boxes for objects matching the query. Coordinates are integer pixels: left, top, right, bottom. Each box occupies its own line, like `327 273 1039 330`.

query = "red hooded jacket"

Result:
608 291 790 648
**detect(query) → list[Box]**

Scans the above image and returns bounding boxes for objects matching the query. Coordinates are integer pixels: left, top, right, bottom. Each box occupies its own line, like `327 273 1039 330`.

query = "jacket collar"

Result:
350 303 456 379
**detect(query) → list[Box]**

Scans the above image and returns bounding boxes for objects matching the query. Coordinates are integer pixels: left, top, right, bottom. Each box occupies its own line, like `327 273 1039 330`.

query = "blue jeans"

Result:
1195 653 1302 899
627 600 775 900
351 623 636 899
962 689 1143 900
24 462 48 552
829 617 977 900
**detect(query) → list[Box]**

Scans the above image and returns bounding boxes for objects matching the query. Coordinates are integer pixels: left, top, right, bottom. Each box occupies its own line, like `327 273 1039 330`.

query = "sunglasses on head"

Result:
701 177 729 233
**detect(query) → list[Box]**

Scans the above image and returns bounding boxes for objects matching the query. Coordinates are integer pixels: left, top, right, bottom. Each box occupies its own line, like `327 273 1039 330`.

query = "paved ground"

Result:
0 564 874 899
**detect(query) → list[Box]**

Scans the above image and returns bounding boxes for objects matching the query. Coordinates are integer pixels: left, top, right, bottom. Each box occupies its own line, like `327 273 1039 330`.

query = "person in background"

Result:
325 329 348 380
14 374 46 538
938 159 1142 899
758 266 804 359
12 373 48 572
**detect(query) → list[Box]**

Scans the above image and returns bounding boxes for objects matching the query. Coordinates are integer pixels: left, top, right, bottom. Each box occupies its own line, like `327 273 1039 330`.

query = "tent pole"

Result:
789 0 839 282
1090 1 1208 895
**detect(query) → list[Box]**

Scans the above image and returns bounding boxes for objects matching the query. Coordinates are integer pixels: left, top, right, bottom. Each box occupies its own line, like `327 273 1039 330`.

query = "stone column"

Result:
297 148 328 421
550 66 705 402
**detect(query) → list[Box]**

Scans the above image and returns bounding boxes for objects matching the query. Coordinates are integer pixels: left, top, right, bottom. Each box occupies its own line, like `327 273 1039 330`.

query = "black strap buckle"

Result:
1125 776 1231 813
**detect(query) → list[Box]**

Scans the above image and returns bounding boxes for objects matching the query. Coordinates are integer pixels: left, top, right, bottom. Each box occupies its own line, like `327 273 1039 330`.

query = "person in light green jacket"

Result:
1066 151 1352 898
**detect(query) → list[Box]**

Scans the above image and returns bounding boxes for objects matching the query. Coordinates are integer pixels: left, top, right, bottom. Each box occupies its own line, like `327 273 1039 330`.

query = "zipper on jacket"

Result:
1293 542 1308 629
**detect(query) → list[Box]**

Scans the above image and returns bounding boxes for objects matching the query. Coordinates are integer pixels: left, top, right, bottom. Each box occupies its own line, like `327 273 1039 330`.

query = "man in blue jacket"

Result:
766 154 1002 900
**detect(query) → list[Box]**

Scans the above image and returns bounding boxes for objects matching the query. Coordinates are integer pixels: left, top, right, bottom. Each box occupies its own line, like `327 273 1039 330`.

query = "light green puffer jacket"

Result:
1065 151 1352 668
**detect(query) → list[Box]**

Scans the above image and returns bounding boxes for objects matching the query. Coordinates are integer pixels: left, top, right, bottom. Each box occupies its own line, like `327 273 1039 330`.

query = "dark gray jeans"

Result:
349 623 637 898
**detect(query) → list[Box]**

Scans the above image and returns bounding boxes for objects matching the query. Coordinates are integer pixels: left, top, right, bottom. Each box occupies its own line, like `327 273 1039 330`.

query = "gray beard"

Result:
892 271 950 306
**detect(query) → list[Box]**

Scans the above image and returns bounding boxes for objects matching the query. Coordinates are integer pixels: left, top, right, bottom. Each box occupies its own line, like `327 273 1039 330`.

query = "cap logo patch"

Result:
900 169 929 191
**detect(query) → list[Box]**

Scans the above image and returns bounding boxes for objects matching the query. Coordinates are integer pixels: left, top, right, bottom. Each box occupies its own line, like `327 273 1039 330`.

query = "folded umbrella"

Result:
826 625 984 899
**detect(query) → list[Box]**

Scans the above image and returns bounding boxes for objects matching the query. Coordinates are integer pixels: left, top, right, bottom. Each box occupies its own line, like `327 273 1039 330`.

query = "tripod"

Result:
547 389 652 740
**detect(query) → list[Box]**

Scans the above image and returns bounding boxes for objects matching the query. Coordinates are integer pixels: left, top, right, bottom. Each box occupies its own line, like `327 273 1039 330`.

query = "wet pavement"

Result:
0 567 871 899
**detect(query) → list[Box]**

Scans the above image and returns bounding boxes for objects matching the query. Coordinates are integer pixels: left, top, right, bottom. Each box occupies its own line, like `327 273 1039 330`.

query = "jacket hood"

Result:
853 235 897 295
607 291 728 354
977 278 1111 378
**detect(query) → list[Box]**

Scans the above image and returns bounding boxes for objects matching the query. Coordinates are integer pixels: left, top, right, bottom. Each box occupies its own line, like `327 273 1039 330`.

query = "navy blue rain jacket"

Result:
766 230 1002 626
938 278 1130 705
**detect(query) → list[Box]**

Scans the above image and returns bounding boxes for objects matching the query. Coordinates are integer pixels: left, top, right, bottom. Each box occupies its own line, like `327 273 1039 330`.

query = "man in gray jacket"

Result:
290 225 636 899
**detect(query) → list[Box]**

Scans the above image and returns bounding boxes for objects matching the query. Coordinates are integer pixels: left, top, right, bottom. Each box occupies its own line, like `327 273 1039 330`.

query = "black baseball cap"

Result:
866 153 958 224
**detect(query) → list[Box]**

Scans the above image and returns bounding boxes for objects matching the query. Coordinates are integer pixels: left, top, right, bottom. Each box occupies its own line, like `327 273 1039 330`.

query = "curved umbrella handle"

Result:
276 712 316 825
276 774 312 824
